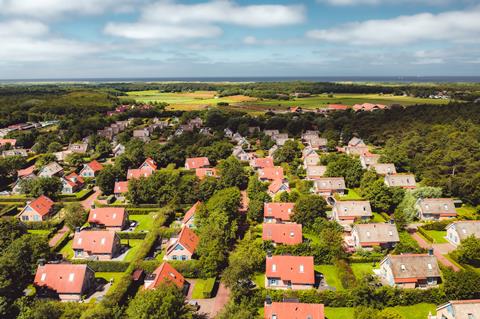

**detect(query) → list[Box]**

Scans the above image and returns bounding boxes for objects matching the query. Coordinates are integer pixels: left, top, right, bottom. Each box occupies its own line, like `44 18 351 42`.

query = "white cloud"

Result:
307 8 480 45
317 0 455 6
105 0 305 40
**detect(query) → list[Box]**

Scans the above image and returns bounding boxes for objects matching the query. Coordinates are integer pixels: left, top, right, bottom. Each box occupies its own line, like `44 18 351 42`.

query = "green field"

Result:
457 205 478 219
191 277 216 299
423 230 448 244
339 188 363 200
27 229 52 236
350 263 375 280
325 303 436 319
129 214 155 232
314 265 344 291
95 272 125 284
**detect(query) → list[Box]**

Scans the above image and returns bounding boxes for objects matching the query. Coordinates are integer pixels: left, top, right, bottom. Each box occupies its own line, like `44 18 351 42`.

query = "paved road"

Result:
410 232 460 271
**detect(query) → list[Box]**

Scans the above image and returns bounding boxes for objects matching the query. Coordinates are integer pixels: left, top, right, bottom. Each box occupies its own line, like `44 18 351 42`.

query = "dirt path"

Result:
410 232 460 271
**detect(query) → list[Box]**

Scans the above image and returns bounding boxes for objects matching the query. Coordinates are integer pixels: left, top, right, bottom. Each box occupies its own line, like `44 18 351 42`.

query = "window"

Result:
389 231 393 236
33 215 39 221
299 265 304 273
272 315 277 319
428 263 433 270
366 231 371 238
290 231 295 237
172 256 177 260
68 273 75 282
269 279 277 286
401 264 406 271
41 273 46 281
21 216 28 221
272 264 277 272
113 213 117 219
181 255 187 261
101 238 106 245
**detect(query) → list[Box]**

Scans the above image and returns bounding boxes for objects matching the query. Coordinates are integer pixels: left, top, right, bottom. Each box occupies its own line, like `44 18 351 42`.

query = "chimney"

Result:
265 295 272 306
389 218 395 225
75 227 81 233
428 248 434 256
37 258 46 266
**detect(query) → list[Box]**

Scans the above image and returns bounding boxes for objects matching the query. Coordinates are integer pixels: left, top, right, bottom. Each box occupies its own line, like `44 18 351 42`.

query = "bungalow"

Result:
306 166 327 180
133 129 150 142
312 177 346 196
224 128 234 138
113 143 125 157
185 157 210 170
164 227 199 261
12 174 36 194
251 157 275 169
34 263 95 302
258 166 284 181
268 179 290 197
53 150 72 162
378 253 441 288
308 137 328 151
268 145 279 157
72 230 121 260
18 195 55 222
265 255 315 290
195 168 218 180
68 143 88 154
384 174 416 189
61 173 84 194
264 301 325 319
351 223 400 250
273 134 292 146
302 131 319 140
327 104 349 111
303 152 320 168
38 162 64 177
262 223 302 245
348 137 366 147
446 221 480 246
416 198 457 221
144 262 187 292
112 182 127 198
127 168 154 180
88 207 128 231
79 160 104 178
139 158 157 172
360 153 380 169
332 201 373 224
372 163 397 175
2 148 28 158
428 300 480 319
264 202 295 223
17 165 35 178
345 145 369 156
353 103 388 112
182 201 201 229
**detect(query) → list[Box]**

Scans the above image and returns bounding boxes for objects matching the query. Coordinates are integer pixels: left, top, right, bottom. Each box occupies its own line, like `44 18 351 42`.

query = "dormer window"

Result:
401 264 406 271
69 273 75 282
290 231 295 237
101 238 106 245
389 231 393 236
366 231 371 238
425 204 429 210
272 264 277 272
444 204 448 210
113 213 117 219
428 263 432 270
41 273 46 281
299 265 304 273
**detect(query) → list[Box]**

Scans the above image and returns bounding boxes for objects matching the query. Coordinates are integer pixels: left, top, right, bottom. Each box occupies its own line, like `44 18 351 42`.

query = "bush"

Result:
418 227 434 242
0 205 18 217
117 232 148 239
335 259 356 289
51 230 71 252
422 220 451 231
24 219 64 230
71 260 130 272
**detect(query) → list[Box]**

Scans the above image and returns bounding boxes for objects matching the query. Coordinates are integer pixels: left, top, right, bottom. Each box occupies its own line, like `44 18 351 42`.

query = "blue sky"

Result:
1 0 479 79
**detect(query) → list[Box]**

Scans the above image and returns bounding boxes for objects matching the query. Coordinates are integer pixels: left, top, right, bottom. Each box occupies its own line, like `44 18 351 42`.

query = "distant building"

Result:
312 177 346 196
114 181 129 197
306 166 327 180
250 157 275 169
263 203 295 223
195 168 218 180
332 200 373 224
360 153 380 169
384 174 416 189
351 223 399 250
258 166 284 181
18 195 55 222
79 160 104 178
164 227 199 261
61 173 84 194
372 163 397 175
38 162 64 177
88 207 128 231
68 143 88 154
185 157 210 170
268 179 290 197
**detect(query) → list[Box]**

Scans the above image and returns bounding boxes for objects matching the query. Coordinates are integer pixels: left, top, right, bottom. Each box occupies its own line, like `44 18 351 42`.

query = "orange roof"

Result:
266 256 315 285
64 172 84 187
195 168 218 180
328 104 349 110
34 264 91 294
145 262 185 290
0 139 16 146
127 168 154 180
252 157 274 169
176 227 199 254
87 160 104 172
140 158 157 171
88 207 126 228
72 230 118 254
114 181 129 194
262 223 302 245
27 195 54 217
259 166 284 180
264 302 325 319
183 201 201 224
17 165 35 177
268 179 290 194
185 157 210 169
264 202 295 221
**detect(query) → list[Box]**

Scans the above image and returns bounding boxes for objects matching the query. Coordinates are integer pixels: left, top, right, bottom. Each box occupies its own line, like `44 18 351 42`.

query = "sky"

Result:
1 0 480 79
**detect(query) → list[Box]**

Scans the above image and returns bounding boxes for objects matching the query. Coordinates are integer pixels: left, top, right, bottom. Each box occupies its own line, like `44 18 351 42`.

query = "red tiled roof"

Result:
17 165 35 177
259 166 284 180
27 195 54 217
328 104 349 110
183 201 201 224
268 179 290 194
195 168 218 180
177 227 199 254
145 262 185 290
64 172 84 187
264 302 325 319
266 256 315 285
264 202 295 222
140 158 157 171
252 157 274 169
262 223 302 245
87 160 104 172
34 263 91 294
114 181 129 194
127 168 154 180
88 207 126 228
72 230 118 254
185 157 210 169
0 139 16 146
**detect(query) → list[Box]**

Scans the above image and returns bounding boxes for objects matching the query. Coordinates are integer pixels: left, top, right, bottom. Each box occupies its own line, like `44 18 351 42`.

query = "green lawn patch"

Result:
253 272 265 288
28 229 52 236
191 277 216 299
95 272 125 284
314 265 343 291
392 303 436 319
423 230 448 244
304 232 321 245
457 205 478 219
59 239 74 259
372 212 386 223
325 307 354 319
350 263 375 280
122 239 144 262
129 214 155 232
339 188 363 200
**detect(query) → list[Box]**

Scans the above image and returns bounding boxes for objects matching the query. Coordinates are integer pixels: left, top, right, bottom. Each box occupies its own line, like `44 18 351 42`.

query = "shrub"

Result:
117 232 147 239
71 260 130 272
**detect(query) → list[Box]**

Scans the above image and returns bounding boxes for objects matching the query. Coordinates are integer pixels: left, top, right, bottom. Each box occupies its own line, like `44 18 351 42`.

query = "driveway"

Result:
81 187 102 210
49 226 69 247
410 232 460 271
188 282 230 318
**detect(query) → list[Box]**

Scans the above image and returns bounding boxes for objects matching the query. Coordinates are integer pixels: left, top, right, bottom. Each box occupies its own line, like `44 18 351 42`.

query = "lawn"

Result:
28 229 52 236
371 212 387 223
121 239 144 262
423 230 448 244
339 188 363 200
350 263 375 280
129 214 155 232
314 265 344 291
457 205 478 219
253 272 265 288
59 239 74 259
325 303 436 319
191 277 216 299
304 232 321 245
95 272 125 284
325 307 355 319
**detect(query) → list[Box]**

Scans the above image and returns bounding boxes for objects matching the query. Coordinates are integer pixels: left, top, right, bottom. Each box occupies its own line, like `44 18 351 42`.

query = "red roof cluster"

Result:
264 202 295 222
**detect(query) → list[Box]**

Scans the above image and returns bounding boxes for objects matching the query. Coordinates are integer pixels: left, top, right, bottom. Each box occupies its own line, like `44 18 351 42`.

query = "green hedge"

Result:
0 205 18 217
349 256 383 263
60 188 94 202
0 196 29 202
126 208 162 214
418 227 434 242
117 232 147 239
51 230 71 252
71 260 130 272
422 220 451 231
24 219 64 230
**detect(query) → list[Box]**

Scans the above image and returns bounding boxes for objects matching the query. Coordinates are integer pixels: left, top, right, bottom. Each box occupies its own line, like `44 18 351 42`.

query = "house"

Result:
264 301 325 319
351 223 400 250
12 174 36 194
265 255 315 290
133 129 150 142
232 146 251 161
348 137 366 147
264 130 279 137
372 163 397 175
308 137 328 151
251 157 275 169
144 262 187 292
127 168 154 180
416 198 457 221
68 143 88 154
189 117 203 128
139 158 157 172
61 173 84 194
17 165 35 178
273 134 291 146
303 152 320 168
384 174 416 189
34 263 95 301
313 177 346 196
262 223 302 245
114 181 129 197
53 150 72 162
79 160 104 178
18 195 55 222
0 138 17 147
224 128 234 138
182 201 201 229
2 148 28 157
113 143 125 157
353 103 388 112
185 157 210 170
446 221 480 246
38 162 64 177
268 179 290 197
268 145 279 157
259 167 284 181
428 300 480 319
164 227 199 261
264 202 295 223
306 166 327 180
72 230 121 260
248 126 261 134
88 207 128 231
360 153 380 169
327 104 349 111
345 145 369 156
332 200 373 224
378 253 441 288
195 168 218 180
302 130 319 140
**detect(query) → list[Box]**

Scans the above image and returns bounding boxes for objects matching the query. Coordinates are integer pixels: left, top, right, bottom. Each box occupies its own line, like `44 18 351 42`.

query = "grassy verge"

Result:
121 239 144 262
314 265 344 291
59 239 74 259
325 303 436 319
95 272 126 284
339 188 363 200
253 273 265 288
350 263 375 280
423 230 448 244
191 277 216 299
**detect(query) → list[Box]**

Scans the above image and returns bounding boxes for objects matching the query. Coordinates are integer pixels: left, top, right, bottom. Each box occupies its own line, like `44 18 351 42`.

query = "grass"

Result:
28 229 52 236
253 272 265 288
121 239 144 262
350 263 375 280
423 230 448 244
191 277 216 299
457 205 478 219
339 188 363 200
303 232 321 245
59 239 74 259
95 272 125 284
325 307 355 319
371 212 387 222
314 265 344 291
324 303 436 319
129 214 155 232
